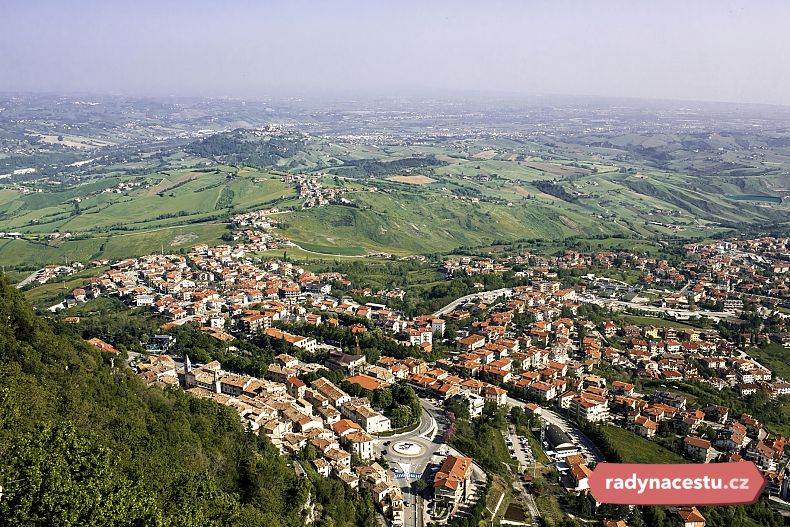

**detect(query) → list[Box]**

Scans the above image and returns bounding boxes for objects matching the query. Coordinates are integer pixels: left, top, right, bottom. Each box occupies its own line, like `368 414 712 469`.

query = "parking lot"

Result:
506 426 536 476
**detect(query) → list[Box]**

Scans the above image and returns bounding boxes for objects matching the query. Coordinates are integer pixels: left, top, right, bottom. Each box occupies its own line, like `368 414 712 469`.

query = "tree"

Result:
0 276 377 527
390 405 413 428
629 507 643 527
447 396 471 421
0 423 161 526
372 387 392 411
301 443 317 462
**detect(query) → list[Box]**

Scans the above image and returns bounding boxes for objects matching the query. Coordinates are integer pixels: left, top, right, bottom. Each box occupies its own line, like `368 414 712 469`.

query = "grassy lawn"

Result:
532 465 569 527
485 474 513 520
0 223 229 268
3 270 30 284
748 343 790 380
526 430 551 466
619 314 705 331
255 247 369 262
101 223 228 259
535 495 565 527
600 425 686 464
295 241 366 256
277 189 619 255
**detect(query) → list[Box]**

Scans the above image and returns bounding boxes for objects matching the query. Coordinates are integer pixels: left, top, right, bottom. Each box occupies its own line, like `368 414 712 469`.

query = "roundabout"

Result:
391 440 425 457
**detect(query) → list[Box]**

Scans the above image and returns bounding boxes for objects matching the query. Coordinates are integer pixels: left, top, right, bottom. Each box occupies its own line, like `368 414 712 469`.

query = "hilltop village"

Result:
56 211 789 526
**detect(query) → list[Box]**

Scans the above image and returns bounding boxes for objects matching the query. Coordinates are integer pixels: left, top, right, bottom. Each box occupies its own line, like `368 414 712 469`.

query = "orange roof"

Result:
677 506 705 523
86 337 118 354
433 455 473 491
331 419 363 436
684 435 711 449
570 464 592 481
345 374 386 392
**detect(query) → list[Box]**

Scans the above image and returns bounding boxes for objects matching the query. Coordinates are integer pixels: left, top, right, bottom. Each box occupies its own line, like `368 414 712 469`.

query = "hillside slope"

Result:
0 277 375 527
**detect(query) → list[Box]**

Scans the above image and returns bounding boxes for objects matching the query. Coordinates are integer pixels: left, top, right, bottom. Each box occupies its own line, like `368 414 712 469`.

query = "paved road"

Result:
288 242 367 259
16 269 42 289
507 397 605 463
375 399 445 527
432 287 513 317
376 398 488 527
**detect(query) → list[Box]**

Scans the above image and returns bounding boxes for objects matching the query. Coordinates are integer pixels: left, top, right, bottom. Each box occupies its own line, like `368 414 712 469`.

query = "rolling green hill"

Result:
1 130 788 267
278 189 622 254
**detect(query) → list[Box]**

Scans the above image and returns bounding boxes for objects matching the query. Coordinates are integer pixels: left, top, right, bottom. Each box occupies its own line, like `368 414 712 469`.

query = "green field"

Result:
2 128 787 267
618 314 705 331
0 167 292 235
255 247 370 263
600 425 686 464
748 343 790 380
0 223 229 268
22 266 109 308
0 166 299 268
294 241 367 256
277 189 621 255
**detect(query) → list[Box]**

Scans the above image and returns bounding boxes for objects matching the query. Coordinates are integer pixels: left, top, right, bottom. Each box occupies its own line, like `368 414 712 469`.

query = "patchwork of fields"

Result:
0 131 787 267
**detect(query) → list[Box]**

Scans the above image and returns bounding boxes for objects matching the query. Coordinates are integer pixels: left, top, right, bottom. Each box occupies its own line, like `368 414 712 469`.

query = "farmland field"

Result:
1 103 788 270
385 175 436 185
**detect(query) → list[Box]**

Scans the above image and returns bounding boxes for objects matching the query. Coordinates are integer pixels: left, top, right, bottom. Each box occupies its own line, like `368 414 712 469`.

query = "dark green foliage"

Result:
321 259 529 317
329 156 446 178
341 382 422 428
446 396 471 421
0 276 370 526
533 180 578 202
286 320 423 360
186 131 307 167
448 402 515 477
215 186 235 209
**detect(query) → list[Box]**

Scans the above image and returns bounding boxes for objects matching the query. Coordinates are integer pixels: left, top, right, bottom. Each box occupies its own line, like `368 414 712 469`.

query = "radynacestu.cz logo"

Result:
604 473 752 494
588 462 765 506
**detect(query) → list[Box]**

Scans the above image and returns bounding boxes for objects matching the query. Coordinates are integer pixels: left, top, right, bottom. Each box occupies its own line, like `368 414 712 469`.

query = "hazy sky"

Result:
2 0 789 105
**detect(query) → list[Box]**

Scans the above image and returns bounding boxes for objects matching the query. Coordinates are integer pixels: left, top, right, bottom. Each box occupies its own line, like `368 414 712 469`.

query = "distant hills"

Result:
0 96 788 267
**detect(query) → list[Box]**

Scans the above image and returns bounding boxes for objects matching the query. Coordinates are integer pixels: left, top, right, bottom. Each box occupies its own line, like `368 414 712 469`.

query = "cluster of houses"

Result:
27 262 84 286
61 228 790 523
130 347 490 525
281 173 348 208
669 236 789 310
443 237 790 317
432 281 790 505
603 507 707 527
61 235 449 353
132 352 411 522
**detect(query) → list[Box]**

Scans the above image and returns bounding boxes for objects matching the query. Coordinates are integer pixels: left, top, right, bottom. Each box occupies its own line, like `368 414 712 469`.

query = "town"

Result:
56 210 790 527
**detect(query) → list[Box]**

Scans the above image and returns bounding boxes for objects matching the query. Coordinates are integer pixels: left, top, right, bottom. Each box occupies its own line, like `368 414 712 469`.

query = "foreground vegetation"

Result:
0 276 376 526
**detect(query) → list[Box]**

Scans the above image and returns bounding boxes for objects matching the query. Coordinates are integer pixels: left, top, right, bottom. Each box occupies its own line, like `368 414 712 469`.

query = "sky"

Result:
1 0 789 105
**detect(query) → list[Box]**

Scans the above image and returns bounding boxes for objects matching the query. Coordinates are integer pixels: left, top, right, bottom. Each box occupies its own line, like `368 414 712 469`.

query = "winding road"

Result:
432 287 513 317
375 398 487 527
